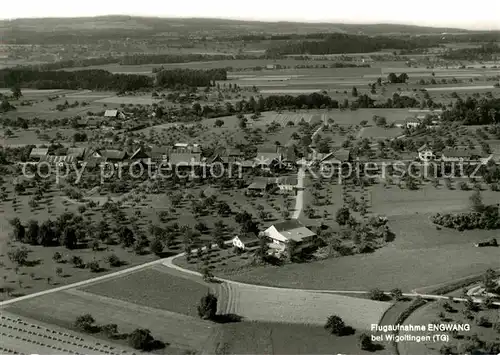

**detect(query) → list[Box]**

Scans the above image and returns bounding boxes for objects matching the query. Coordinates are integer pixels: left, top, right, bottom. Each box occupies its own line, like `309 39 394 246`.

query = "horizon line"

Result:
1 14 499 32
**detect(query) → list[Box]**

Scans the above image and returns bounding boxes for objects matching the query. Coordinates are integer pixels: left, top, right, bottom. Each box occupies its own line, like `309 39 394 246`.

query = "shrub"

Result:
369 288 386 301
324 315 346 336
197 293 218 320
358 333 373 350
75 314 96 332
128 328 154 350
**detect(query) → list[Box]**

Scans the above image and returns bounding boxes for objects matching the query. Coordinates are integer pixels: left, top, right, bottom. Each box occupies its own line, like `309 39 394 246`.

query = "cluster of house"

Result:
75 110 145 131
26 142 300 171
417 144 487 162
395 110 443 129
231 219 318 256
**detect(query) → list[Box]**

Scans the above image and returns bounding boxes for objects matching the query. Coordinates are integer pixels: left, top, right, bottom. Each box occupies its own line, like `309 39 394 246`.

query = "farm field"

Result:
212 321 390 355
5 286 216 354
0 310 134 355
398 299 500 355
82 267 213 318
81 263 391 331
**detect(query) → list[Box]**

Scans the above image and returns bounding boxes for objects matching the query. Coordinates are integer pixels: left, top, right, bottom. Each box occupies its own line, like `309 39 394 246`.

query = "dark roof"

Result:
169 153 202 165
40 155 76 164
237 233 259 244
100 150 127 160
334 149 350 161
278 146 296 162
442 148 482 158
247 180 268 190
29 148 49 158
273 219 305 232
66 147 86 158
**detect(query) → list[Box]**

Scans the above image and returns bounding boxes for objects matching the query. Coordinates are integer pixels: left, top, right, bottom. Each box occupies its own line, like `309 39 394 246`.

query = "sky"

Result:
2 0 500 30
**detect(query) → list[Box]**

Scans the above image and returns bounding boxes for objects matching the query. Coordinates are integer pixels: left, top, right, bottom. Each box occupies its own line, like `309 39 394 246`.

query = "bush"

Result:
197 293 218 320
358 333 373 350
75 314 96 332
87 260 101 273
128 328 154 350
324 315 346 335
369 288 386 301
106 254 122 267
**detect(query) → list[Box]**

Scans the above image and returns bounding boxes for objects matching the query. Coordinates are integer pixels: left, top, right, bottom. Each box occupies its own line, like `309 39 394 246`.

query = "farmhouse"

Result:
405 117 421 128
269 176 299 192
173 143 201 153
441 148 482 162
40 154 76 165
232 233 260 250
29 147 49 161
149 146 169 164
66 147 86 161
246 178 269 196
169 152 203 167
97 149 129 163
104 109 126 119
417 144 435 161
333 149 351 162
211 147 244 166
263 220 317 254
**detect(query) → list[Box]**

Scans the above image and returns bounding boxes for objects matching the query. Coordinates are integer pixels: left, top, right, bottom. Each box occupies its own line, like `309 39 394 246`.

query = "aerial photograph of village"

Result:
0 2 499 354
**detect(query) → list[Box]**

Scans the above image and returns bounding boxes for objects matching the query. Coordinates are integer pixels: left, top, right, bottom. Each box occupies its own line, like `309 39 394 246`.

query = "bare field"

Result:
216 280 391 330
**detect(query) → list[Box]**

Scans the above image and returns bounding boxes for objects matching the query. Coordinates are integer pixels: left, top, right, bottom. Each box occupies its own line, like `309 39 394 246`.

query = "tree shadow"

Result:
339 326 356 336
367 343 385 352
24 259 42 267
213 314 243 324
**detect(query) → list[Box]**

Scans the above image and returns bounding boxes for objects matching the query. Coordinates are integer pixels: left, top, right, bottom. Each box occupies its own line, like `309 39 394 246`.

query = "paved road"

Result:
292 166 306 219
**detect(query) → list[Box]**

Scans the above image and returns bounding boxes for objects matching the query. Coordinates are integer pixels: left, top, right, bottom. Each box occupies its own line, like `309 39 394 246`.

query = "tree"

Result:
351 86 358 97
324 315 346 335
11 86 22 100
52 251 63 263
469 190 484 213
390 288 403 301
150 237 164 255
71 255 84 268
359 333 374 351
75 314 96 332
369 288 386 301
202 266 214 282
483 268 498 293
61 227 77 249
214 119 224 127
56 267 63 278
25 220 39 245
119 226 135 247
335 207 351 226
106 254 122 267
128 328 154 350
38 220 55 246
87 260 101 273
8 247 28 266
198 293 218 320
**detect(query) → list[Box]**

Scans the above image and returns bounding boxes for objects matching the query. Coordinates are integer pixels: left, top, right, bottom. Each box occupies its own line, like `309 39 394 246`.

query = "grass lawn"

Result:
399 300 500 355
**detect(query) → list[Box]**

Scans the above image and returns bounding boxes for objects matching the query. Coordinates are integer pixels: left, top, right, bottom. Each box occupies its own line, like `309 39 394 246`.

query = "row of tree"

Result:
265 33 439 56
441 96 500 125
0 67 229 91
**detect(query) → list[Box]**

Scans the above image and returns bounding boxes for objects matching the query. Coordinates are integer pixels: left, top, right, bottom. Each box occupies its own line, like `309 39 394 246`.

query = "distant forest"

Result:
265 34 445 56
0 68 228 90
